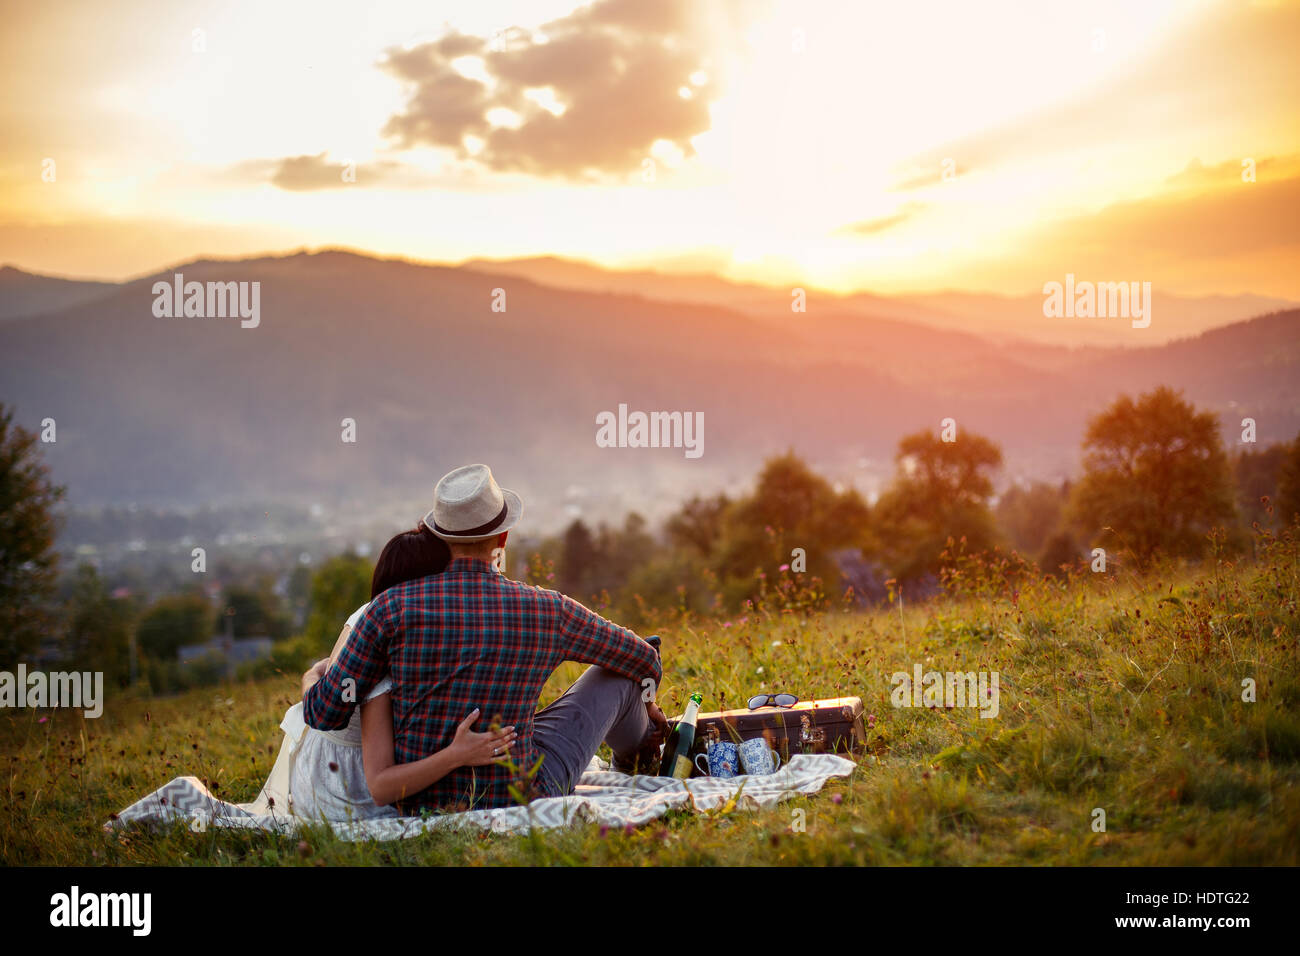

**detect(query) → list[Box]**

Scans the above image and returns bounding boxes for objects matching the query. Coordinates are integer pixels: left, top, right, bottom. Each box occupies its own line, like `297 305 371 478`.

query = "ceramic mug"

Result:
694 739 740 778
738 736 782 775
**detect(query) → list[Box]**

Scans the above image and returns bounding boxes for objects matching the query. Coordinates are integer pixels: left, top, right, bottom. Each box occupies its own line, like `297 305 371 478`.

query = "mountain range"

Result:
458 255 1296 347
1 251 1296 533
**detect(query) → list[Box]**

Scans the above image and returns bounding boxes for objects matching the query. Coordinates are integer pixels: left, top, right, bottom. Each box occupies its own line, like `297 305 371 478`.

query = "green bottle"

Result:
660 693 703 779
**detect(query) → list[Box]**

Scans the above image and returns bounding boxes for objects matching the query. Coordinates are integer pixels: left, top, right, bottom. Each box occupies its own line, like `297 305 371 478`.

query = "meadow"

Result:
3 532 1297 867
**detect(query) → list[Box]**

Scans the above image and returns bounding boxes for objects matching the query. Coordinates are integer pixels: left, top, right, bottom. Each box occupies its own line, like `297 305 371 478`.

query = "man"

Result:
302 463 668 812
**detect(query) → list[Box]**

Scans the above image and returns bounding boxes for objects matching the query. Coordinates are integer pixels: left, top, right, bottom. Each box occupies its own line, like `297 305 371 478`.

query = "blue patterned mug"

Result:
738 736 782 775
694 739 740 778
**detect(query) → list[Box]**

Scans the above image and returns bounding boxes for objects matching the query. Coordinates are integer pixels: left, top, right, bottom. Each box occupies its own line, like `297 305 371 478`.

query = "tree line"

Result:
537 386 1299 620
2 386 1298 692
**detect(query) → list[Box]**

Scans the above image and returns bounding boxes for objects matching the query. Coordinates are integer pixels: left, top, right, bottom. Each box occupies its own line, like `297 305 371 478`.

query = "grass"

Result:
3 535 1298 866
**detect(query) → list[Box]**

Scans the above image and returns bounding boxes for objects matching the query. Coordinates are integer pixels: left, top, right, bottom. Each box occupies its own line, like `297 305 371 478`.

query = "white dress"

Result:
256 603 400 822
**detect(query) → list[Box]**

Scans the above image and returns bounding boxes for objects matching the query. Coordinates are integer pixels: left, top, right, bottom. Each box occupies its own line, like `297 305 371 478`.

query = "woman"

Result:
257 526 516 822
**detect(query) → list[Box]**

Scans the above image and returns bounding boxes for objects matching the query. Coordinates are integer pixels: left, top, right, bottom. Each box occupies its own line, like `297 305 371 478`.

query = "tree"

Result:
1277 436 1300 526
1233 442 1289 529
1068 387 1236 567
61 564 134 687
0 405 64 660
714 452 870 601
592 513 658 596
665 493 731 558
300 553 372 656
219 582 290 640
873 429 1003 582
1038 530 1082 580
136 593 211 660
559 519 597 597
286 562 313 629
996 480 1069 556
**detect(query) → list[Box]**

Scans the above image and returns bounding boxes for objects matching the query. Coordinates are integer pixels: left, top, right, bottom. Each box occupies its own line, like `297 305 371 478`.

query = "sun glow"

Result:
0 0 1295 297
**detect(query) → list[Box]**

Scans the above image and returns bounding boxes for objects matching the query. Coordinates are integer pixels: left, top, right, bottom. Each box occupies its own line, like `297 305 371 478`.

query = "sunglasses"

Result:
747 692 799 710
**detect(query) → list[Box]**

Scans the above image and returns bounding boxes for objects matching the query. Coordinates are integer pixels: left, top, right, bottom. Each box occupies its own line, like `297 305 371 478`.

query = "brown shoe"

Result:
613 732 662 776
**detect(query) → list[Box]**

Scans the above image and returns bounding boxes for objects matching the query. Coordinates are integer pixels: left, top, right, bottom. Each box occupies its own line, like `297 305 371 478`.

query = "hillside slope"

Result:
1 250 1295 520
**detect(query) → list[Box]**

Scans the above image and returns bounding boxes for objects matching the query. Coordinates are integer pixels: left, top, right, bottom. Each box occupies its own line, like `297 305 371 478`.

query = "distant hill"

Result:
891 288 1299 347
1 250 1296 531
460 255 1296 347
0 266 119 320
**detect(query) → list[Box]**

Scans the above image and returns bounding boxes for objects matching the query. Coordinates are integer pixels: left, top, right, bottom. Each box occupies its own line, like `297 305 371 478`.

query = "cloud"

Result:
889 167 956 193
1164 155 1294 191
1047 161 1300 262
893 2 1300 185
379 0 735 179
835 203 926 236
968 156 1300 297
226 153 456 192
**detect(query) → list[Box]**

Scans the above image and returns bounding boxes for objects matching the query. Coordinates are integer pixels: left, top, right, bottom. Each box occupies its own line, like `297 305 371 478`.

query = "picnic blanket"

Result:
107 753 857 841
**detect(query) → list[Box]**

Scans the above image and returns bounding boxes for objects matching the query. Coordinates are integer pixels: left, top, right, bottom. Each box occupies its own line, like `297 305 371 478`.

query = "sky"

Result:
1 0 1298 296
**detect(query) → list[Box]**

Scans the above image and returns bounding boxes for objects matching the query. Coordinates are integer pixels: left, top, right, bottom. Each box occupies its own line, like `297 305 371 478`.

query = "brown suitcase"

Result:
687 696 865 772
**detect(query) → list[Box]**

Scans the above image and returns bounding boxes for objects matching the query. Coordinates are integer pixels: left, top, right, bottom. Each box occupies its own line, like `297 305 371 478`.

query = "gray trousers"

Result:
533 666 650 795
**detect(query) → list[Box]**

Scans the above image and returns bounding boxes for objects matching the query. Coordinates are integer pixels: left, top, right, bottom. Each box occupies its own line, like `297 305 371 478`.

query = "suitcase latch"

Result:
800 714 826 752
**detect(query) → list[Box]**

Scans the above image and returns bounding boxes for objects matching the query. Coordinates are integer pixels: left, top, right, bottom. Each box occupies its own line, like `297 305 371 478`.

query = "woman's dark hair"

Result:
370 526 451 599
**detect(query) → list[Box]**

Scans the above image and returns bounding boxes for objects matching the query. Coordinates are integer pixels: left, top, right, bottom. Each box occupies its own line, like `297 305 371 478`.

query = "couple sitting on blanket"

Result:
283 463 669 821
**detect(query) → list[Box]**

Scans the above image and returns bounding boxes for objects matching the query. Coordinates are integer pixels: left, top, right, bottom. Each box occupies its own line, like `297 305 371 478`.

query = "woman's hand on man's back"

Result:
300 658 330 700
449 708 518 766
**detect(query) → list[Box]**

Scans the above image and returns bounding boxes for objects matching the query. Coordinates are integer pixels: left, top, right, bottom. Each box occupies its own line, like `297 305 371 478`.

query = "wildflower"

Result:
831 793 843 805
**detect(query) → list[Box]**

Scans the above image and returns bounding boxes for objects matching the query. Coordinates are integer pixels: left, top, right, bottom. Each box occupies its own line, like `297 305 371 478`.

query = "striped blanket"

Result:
108 753 857 841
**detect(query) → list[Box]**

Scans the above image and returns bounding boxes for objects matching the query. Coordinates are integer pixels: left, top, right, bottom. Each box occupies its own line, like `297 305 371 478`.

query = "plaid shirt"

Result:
302 558 661 813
